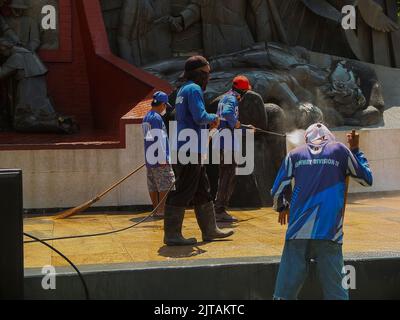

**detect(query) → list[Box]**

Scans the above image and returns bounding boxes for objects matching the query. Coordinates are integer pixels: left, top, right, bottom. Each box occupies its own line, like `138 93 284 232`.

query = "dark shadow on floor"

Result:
158 245 207 259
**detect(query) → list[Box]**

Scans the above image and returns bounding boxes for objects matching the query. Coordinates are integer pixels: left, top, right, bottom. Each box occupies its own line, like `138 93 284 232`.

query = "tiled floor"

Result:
24 195 400 268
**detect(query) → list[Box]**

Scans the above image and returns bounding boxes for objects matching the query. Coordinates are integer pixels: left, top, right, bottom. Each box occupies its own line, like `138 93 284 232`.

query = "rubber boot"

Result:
164 205 197 246
195 202 234 242
215 207 238 223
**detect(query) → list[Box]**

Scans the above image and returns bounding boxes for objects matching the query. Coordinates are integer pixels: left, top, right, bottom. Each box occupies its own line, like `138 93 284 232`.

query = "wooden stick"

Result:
55 163 146 220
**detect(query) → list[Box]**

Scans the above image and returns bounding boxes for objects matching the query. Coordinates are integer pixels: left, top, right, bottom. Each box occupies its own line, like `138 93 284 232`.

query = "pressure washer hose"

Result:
24 232 90 300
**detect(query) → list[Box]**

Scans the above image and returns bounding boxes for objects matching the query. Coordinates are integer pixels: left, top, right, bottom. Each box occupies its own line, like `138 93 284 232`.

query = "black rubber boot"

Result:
195 202 234 242
215 207 239 223
164 205 197 246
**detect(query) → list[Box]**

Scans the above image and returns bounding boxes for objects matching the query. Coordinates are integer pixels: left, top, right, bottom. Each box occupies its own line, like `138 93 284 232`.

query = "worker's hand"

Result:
347 130 360 151
210 117 220 130
235 121 242 129
168 16 184 33
278 209 290 226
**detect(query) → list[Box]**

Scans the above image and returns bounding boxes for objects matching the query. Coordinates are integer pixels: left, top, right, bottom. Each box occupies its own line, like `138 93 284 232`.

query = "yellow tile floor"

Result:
24 194 400 268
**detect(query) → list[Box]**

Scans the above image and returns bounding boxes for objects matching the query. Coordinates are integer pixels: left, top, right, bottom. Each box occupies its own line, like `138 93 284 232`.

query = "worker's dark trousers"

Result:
215 150 237 213
166 162 213 207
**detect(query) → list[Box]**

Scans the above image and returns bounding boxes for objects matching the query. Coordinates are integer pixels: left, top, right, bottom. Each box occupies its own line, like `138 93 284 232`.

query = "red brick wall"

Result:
41 0 93 129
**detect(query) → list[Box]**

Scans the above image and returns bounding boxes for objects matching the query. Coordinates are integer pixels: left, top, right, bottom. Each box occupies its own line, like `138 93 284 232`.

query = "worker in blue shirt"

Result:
214 75 255 223
164 56 234 246
142 91 175 218
272 123 373 300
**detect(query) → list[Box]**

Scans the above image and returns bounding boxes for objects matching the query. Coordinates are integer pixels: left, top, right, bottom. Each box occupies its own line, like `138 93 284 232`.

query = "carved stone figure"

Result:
118 0 172 66
317 60 384 127
169 0 203 55
4 0 40 52
171 0 274 57
276 0 400 68
103 1 389 207
146 43 384 128
0 38 78 133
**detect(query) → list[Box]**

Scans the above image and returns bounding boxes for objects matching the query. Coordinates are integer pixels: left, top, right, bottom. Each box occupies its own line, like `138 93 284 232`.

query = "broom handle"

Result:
93 163 146 202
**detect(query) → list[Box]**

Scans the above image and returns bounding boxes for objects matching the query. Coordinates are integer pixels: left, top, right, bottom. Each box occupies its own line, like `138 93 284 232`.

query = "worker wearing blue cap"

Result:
142 91 176 218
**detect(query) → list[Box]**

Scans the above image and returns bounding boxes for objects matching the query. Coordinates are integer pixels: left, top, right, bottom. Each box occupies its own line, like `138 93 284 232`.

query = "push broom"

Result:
55 163 146 219
55 126 221 220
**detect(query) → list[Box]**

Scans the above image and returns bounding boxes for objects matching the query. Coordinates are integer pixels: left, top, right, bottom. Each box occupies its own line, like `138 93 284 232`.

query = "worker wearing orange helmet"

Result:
214 75 255 223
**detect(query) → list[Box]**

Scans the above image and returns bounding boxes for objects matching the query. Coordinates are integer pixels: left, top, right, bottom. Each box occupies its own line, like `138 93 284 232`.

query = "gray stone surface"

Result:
309 51 400 130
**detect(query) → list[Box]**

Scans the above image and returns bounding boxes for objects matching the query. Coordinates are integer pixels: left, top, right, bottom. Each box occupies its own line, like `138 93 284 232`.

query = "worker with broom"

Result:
271 124 373 300
142 91 176 218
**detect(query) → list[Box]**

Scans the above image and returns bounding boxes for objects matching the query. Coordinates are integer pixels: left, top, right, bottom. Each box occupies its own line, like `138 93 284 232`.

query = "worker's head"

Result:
151 91 170 116
9 0 30 16
0 38 14 57
305 123 335 155
232 75 251 99
183 56 211 91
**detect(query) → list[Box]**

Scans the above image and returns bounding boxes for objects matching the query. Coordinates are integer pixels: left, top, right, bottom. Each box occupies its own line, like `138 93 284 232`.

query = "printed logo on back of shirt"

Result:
295 159 340 169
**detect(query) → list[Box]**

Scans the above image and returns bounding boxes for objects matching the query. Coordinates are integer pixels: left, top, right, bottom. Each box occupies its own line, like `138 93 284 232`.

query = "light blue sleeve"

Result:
187 86 217 125
347 148 373 187
220 96 238 129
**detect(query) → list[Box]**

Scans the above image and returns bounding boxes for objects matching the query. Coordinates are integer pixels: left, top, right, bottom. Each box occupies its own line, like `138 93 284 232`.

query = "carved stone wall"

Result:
100 0 122 55
27 0 59 50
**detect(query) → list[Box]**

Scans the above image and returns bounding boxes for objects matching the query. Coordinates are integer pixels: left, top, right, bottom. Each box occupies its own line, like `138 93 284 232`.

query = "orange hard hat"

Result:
233 75 252 91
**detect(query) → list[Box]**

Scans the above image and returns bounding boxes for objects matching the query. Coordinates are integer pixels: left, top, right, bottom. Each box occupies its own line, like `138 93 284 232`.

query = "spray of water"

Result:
287 129 306 150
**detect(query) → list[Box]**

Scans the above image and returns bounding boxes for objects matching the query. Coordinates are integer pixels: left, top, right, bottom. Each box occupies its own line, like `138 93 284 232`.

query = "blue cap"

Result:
151 91 171 107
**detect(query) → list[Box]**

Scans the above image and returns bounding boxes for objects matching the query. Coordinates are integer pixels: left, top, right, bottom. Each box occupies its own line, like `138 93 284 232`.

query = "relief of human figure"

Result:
169 0 274 57
118 0 172 66
0 0 19 43
4 0 40 52
0 38 78 133
276 0 400 68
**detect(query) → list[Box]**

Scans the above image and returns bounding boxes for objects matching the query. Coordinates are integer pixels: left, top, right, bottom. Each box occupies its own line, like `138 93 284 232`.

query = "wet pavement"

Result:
24 194 400 268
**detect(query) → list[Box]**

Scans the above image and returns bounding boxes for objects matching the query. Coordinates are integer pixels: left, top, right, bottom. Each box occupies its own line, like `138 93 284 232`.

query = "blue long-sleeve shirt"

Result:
271 142 373 243
217 91 240 130
215 91 240 151
142 111 170 168
174 81 217 154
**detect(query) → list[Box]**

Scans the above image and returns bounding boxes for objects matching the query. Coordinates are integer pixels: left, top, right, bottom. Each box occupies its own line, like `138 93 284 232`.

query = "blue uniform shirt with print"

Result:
216 90 243 151
173 81 217 154
217 90 240 130
271 142 373 244
142 110 170 168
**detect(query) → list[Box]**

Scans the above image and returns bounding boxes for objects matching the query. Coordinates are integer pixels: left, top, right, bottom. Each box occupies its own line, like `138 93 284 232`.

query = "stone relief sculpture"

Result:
169 0 273 57
117 0 287 64
115 0 387 128
118 0 172 66
145 43 384 129
0 0 78 133
0 38 78 133
107 0 392 205
5 0 40 52
276 0 400 68
27 0 59 50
